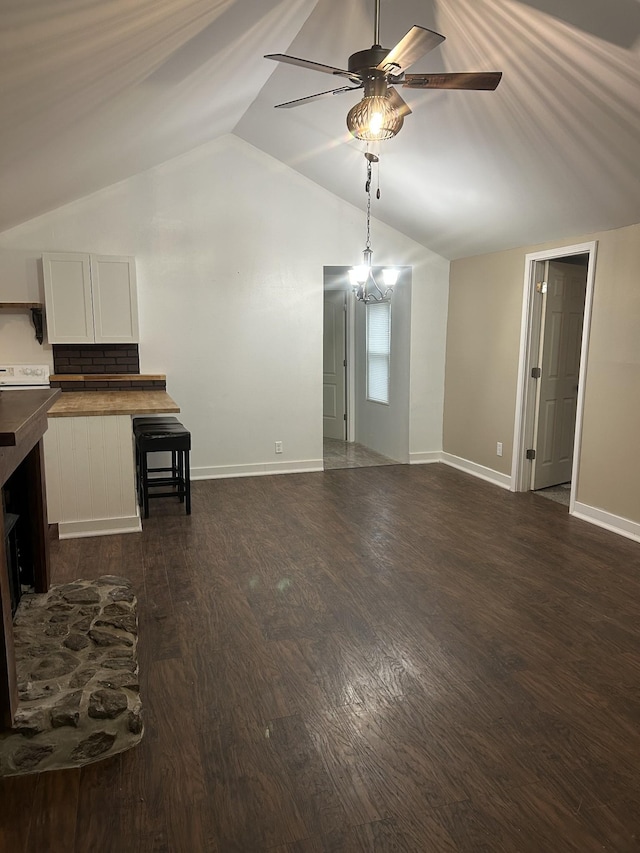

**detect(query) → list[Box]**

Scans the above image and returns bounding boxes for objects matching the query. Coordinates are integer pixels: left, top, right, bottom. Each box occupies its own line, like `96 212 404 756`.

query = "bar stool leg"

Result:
141 449 150 519
178 450 184 503
135 442 141 507
185 449 191 515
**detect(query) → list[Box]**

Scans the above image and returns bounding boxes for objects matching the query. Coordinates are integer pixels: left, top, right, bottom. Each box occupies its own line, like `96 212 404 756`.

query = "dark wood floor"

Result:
2 463 640 852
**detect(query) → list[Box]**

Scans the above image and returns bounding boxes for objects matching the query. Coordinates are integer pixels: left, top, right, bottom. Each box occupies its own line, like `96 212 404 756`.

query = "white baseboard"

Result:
440 452 512 490
409 451 442 465
58 514 142 540
572 502 640 544
191 459 324 480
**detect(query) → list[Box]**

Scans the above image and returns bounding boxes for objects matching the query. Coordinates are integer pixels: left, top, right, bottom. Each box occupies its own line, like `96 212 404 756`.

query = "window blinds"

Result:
366 301 391 404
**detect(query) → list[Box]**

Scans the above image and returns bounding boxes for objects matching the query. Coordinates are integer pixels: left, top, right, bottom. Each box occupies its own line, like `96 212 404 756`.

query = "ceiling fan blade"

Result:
387 86 412 117
403 71 503 90
265 53 354 80
274 85 363 109
377 26 445 76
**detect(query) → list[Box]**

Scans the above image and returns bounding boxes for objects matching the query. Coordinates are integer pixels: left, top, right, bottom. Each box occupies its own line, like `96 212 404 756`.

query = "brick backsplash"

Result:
50 379 166 391
53 344 140 374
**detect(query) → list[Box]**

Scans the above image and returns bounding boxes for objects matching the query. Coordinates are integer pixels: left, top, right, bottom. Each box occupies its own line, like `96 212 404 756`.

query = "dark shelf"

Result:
0 303 44 344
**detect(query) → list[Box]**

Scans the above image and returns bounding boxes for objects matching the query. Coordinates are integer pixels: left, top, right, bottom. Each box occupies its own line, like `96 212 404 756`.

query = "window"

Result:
366 301 391 404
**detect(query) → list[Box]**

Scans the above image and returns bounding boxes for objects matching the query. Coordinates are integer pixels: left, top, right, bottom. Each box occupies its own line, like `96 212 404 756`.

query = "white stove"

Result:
0 364 51 390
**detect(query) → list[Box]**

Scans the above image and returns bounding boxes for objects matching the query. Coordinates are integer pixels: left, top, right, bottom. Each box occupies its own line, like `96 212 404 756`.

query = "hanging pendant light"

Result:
350 152 399 303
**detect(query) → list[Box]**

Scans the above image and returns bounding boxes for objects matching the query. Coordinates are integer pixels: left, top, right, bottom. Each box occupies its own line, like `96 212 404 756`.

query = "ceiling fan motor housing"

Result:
348 46 393 75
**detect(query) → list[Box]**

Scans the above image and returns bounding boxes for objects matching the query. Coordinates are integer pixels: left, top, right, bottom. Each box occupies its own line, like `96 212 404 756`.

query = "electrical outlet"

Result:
275 441 283 454
496 441 503 457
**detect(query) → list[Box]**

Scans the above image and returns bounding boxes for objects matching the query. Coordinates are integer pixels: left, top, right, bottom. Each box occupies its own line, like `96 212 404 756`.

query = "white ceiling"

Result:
2 0 640 259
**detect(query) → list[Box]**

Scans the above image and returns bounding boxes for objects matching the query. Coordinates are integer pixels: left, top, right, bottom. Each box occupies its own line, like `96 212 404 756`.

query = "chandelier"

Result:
349 152 399 303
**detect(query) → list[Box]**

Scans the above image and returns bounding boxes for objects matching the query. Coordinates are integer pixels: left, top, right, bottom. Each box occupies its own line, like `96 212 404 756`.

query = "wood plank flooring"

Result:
2 463 640 851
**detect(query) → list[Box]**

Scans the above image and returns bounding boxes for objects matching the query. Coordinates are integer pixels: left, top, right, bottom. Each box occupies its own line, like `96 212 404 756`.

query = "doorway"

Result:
322 265 411 470
512 242 597 512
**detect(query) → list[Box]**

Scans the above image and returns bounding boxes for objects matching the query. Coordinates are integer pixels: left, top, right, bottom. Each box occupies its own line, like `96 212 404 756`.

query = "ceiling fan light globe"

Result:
346 95 403 141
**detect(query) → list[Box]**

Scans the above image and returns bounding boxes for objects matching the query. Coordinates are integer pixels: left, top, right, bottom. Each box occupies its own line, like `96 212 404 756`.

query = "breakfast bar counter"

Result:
48 390 179 418
44 391 181 539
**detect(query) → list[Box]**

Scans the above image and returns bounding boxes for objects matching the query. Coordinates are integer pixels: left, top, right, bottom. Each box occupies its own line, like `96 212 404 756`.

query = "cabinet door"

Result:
42 253 94 343
90 256 139 343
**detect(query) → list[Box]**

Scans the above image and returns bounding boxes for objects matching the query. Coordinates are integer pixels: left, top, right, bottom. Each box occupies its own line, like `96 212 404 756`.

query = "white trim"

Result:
58 514 142 539
409 451 442 465
572 502 640 544
511 241 598 509
441 453 511 489
192 459 323 480
567 248 597 513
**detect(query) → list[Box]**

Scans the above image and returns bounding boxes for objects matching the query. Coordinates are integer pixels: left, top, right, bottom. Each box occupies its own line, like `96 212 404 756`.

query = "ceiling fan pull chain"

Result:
366 161 372 251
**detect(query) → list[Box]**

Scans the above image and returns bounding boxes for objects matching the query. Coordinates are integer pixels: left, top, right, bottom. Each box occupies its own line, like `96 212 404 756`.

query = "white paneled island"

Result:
44 391 179 538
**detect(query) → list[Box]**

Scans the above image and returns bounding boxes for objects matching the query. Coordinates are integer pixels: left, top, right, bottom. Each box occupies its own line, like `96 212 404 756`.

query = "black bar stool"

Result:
133 417 182 494
133 416 181 430
134 420 191 518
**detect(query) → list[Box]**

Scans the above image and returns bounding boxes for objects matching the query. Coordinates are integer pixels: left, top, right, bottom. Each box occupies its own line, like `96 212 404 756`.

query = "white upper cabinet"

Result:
90 256 139 343
42 253 94 343
43 252 139 344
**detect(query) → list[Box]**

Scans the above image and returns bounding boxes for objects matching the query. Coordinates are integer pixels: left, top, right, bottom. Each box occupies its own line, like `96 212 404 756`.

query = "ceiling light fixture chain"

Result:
365 154 373 253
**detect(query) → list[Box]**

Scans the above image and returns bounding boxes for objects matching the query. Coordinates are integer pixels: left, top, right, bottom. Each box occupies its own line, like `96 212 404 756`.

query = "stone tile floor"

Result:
323 438 400 470
0 576 142 777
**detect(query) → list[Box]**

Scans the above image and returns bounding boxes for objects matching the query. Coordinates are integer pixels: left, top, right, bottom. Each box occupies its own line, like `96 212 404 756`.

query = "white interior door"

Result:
532 260 587 489
323 290 347 440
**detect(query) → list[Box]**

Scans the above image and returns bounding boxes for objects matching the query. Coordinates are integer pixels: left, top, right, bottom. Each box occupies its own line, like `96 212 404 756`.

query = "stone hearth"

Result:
0 577 143 776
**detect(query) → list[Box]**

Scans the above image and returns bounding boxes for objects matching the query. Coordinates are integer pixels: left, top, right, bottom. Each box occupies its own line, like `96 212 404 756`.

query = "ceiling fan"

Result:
265 0 502 141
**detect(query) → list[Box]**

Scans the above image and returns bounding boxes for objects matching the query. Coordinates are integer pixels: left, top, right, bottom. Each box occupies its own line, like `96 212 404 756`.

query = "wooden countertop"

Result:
48 391 180 418
0 388 61 446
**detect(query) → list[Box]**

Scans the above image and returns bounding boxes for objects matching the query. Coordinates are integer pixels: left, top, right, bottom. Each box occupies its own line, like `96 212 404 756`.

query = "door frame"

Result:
323 268 356 443
511 241 598 512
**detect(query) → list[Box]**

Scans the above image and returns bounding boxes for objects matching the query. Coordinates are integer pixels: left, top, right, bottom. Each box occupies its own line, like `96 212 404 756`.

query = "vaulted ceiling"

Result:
3 0 640 259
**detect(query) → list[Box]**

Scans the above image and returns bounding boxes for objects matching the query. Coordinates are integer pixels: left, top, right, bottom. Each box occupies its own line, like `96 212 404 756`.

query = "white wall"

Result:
409 250 450 462
0 249 54 367
0 134 449 476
